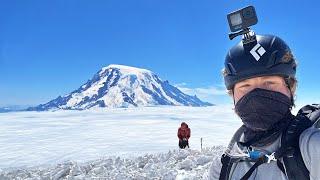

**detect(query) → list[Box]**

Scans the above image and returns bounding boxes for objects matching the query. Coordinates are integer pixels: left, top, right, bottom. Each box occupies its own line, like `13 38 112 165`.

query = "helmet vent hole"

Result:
227 63 237 75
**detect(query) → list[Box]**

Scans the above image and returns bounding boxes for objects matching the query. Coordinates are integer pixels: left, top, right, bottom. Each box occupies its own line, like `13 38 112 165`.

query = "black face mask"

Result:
235 88 292 131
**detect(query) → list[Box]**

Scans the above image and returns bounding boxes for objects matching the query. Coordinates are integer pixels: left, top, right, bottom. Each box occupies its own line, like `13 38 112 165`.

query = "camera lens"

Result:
230 13 242 26
243 8 254 19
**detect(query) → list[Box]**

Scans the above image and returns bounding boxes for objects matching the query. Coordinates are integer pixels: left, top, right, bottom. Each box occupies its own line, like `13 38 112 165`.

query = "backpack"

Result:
219 104 320 180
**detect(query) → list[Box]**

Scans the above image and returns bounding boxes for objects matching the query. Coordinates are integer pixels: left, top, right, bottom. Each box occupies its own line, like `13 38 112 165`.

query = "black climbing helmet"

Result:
223 35 297 90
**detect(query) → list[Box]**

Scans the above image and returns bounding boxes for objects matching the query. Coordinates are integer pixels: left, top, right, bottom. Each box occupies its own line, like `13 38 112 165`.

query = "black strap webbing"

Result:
219 126 247 180
240 156 267 180
281 115 311 180
219 154 232 180
277 160 286 175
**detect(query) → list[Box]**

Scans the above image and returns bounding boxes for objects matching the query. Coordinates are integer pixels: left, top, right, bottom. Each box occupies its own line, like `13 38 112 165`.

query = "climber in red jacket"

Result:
177 122 191 149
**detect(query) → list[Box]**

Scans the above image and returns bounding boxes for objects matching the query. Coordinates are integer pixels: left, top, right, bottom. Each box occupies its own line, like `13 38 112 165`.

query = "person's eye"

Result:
239 84 251 89
265 81 277 86
264 81 283 90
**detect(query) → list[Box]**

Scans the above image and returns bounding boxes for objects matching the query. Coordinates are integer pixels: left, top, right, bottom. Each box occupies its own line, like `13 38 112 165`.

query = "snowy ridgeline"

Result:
0 147 224 180
28 64 212 111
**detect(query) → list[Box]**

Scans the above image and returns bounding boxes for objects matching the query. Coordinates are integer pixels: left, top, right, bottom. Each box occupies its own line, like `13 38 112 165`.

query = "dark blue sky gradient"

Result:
1 0 320 106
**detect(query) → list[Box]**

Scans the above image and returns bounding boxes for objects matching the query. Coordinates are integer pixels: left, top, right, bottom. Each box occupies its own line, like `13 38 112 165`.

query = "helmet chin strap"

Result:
284 78 295 109
232 88 237 107
233 93 235 106
231 87 235 106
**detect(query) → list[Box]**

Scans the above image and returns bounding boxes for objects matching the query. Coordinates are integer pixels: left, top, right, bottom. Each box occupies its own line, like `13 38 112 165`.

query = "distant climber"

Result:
177 122 190 149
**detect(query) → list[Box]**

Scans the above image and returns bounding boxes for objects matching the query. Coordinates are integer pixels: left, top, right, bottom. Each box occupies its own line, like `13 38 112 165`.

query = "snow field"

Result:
0 105 239 179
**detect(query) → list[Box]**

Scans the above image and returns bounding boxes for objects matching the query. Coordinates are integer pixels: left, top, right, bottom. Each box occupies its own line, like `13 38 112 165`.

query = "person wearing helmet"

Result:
177 122 191 149
207 34 320 180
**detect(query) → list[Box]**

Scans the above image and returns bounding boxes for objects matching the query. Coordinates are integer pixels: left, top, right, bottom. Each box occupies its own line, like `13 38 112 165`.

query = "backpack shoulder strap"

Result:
219 125 246 180
280 114 312 180
298 104 320 124
280 104 320 179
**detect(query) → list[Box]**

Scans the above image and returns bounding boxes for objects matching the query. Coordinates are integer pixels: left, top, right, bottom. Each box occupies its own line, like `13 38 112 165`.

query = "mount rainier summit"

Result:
28 64 213 111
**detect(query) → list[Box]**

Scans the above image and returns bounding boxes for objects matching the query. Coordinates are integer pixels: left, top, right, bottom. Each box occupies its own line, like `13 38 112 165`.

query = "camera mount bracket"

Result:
229 27 257 44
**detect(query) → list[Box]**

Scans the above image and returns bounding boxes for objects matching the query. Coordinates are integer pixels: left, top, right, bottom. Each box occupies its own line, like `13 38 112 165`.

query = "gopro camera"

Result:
227 6 258 32
227 6 258 42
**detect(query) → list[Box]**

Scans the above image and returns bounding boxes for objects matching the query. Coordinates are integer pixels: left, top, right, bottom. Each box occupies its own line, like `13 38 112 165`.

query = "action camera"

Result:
227 6 258 32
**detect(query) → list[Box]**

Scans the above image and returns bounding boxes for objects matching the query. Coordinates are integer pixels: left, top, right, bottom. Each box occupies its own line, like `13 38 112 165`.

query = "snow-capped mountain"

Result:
28 64 213 111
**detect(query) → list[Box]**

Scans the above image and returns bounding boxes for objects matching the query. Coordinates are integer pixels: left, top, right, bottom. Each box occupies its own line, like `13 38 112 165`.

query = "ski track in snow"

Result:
0 106 239 179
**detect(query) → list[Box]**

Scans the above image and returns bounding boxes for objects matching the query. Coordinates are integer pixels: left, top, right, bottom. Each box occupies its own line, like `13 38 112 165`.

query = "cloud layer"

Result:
175 83 230 104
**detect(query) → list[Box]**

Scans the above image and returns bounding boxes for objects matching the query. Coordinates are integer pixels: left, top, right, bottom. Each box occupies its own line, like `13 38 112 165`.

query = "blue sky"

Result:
1 0 320 107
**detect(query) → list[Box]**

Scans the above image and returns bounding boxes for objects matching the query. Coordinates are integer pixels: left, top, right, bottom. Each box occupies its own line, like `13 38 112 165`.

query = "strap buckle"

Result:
265 152 276 163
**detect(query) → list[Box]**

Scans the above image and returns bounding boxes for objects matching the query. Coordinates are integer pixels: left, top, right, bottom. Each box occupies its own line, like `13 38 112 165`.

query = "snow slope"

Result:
28 64 213 111
0 148 224 179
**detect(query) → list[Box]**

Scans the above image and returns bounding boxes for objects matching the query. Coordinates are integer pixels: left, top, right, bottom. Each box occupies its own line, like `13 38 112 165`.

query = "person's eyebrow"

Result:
238 82 251 88
261 77 279 82
260 76 273 80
